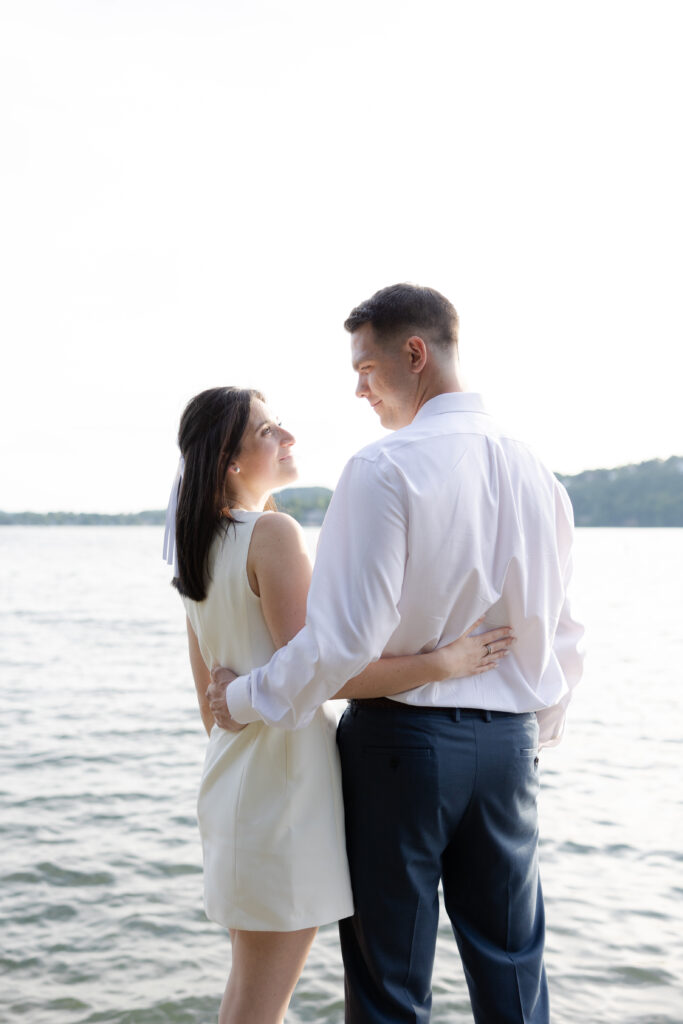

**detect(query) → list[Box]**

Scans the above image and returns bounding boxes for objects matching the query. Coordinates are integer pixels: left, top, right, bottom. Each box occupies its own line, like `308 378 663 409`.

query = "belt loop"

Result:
484 710 492 723
455 708 461 723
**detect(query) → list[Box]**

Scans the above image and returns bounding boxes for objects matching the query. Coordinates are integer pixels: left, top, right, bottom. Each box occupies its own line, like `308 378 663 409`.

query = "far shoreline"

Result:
2 457 682 527
1 520 681 529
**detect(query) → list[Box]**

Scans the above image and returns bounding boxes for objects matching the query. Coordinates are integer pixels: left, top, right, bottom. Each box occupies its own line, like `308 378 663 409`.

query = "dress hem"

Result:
204 903 355 933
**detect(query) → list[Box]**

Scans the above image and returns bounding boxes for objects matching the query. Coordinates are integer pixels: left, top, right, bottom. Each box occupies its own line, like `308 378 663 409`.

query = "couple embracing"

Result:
164 283 584 1023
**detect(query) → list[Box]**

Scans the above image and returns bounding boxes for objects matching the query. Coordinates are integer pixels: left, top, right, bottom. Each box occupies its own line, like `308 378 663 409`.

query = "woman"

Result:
165 387 513 1024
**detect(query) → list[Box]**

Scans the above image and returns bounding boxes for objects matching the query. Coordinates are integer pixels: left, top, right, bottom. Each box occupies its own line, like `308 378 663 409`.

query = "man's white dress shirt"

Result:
227 393 584 747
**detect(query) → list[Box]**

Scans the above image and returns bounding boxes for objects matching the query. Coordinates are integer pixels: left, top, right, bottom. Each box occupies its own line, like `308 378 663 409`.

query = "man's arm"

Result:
225 452 408 729
537 483 585 747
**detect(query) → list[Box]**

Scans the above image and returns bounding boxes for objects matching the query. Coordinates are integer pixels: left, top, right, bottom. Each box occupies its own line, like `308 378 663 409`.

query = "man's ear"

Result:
405 335 428 373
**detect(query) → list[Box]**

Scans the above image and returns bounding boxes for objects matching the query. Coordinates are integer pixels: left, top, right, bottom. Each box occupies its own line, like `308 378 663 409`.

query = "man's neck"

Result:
412 366 466 419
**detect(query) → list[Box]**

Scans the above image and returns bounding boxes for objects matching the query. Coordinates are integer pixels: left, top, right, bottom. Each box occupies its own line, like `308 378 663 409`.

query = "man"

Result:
209 283 584 1023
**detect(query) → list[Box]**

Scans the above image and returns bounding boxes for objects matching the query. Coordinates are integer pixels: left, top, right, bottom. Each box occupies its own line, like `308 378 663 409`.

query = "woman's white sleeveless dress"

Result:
182 511 353 931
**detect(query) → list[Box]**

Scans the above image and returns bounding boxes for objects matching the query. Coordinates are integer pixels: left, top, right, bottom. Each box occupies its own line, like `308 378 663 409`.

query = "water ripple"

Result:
2 527 683 1023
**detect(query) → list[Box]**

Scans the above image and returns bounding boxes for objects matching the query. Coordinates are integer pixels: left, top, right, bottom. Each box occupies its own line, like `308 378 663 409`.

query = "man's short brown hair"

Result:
344 283 459 350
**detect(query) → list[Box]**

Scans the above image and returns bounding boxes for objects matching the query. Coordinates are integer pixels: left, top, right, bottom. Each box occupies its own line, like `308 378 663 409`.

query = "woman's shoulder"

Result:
245 512 310 596
250 510 305 550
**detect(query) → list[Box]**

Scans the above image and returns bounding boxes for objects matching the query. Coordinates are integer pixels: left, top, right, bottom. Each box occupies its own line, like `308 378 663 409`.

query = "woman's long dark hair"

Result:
172 387 274 602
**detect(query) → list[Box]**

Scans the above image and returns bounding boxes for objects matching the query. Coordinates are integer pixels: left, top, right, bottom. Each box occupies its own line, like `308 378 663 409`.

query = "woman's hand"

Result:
433 617 515 679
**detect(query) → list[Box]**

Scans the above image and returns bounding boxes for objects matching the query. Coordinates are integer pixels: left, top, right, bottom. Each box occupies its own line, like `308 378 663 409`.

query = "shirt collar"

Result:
413 392 488 421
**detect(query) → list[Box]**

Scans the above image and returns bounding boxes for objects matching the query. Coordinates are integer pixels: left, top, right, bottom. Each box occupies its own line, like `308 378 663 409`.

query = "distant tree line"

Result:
0 489 334 527
0 509 165 526
557 456 683 527
274 487 333 525
1 459 681 527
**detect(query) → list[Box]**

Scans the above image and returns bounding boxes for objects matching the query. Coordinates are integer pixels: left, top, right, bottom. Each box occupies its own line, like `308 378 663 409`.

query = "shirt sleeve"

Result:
226 452 408 729
537 482 585 747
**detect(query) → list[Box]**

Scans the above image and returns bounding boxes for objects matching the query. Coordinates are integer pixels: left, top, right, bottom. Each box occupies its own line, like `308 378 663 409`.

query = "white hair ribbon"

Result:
162 454 185 576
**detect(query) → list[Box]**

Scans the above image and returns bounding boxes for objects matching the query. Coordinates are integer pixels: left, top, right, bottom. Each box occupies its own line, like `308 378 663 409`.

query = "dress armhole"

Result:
244 516 263 598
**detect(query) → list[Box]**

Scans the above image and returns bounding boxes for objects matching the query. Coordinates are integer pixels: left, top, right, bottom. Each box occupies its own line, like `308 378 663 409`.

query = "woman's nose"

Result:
280 428 295 446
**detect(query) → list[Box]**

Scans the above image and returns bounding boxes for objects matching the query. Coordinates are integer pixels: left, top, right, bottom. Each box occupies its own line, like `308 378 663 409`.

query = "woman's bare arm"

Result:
249 513 312 648
187 617 215 736
334 618 514 698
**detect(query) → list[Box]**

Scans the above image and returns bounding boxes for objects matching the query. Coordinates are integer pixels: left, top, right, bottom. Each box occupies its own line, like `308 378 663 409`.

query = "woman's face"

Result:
231 398 297 499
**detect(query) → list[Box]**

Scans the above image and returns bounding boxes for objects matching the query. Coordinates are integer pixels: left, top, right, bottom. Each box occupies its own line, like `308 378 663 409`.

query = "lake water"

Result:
1 527 682 1023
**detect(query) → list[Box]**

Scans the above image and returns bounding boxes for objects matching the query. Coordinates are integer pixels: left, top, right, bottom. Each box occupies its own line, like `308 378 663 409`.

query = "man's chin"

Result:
374 404 390 427
377 408 399 430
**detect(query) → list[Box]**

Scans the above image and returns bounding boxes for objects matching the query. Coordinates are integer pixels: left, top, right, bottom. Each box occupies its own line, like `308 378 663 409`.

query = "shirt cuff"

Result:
226 674 260 725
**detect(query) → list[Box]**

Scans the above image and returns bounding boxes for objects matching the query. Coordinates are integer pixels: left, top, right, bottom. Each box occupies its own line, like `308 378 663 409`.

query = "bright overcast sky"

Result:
1 0 681 512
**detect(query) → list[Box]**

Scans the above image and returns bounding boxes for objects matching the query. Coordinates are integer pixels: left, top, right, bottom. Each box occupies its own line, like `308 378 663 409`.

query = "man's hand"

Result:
207 666 246 732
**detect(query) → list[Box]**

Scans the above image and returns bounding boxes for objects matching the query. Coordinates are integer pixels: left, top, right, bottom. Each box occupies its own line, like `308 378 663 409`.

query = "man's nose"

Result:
355 375 368 398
